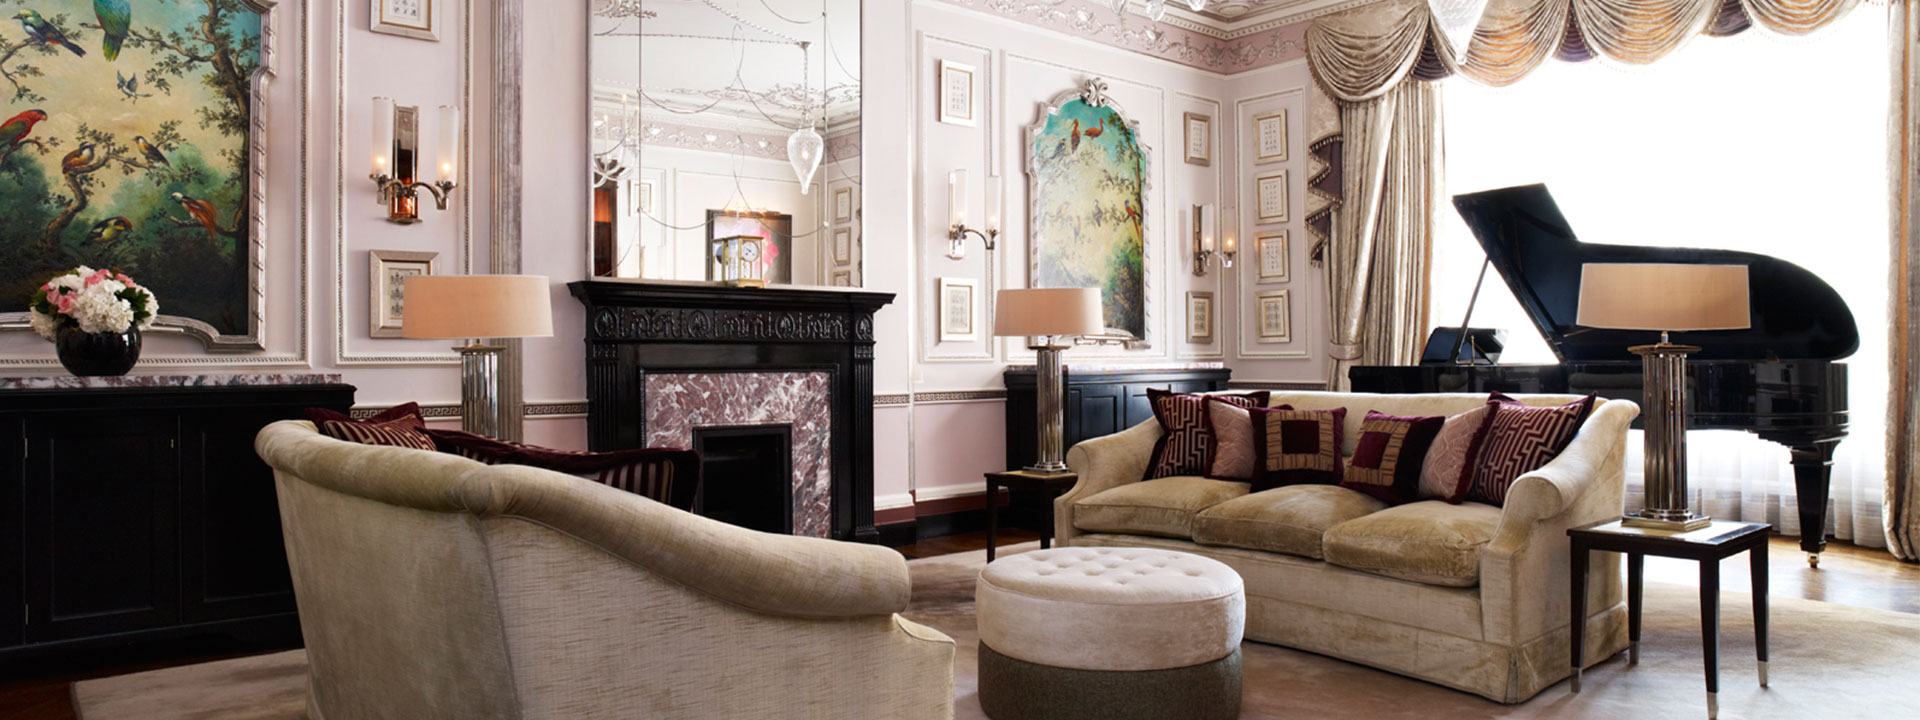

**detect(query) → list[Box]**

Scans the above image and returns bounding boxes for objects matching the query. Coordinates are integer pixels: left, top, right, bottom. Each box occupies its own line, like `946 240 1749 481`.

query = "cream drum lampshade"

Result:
402 275 555 339
992 288 1104 337
1575 264 1751 332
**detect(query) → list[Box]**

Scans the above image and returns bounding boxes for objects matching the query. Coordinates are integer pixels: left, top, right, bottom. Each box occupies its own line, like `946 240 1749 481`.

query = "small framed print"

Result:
938 277 978 342
371 0 439 41
1186 291 1214 343
631 180 653 217
1256 231 1289 283
833 228 852 264
831 270 852 287
369 250 437 338
1256 170 1289 222
1183 112 1211 166
938 59 977 127
1256 290 1292 344
1254 110 1288 163
833 187 853 224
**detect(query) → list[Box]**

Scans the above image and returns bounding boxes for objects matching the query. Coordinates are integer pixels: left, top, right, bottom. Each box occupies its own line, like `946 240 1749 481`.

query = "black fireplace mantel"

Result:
567 280 895 542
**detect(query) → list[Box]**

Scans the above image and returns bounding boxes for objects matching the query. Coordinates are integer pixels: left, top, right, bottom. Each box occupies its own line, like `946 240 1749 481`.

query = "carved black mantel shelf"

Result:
567 280 895 542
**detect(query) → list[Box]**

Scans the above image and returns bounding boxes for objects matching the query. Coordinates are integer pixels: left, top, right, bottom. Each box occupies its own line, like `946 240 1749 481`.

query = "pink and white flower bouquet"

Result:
29 266 160 340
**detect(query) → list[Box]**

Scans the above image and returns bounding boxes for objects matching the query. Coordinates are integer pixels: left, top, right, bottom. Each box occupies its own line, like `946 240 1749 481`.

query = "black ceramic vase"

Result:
54 324 142 376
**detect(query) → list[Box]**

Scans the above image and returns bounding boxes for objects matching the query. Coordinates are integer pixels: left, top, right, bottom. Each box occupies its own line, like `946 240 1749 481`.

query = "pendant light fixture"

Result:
788 40 822 194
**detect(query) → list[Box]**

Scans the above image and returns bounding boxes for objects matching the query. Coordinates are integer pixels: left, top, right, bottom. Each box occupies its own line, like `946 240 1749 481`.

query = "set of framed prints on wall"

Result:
1252 108 1290 344
829 185 857 286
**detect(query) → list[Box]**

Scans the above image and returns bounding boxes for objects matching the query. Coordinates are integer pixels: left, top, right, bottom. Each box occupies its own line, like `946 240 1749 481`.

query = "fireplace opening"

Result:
691 425 793 535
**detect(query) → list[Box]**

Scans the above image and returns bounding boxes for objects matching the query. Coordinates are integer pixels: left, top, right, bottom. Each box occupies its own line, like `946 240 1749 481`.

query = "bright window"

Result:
1433 10 1890 545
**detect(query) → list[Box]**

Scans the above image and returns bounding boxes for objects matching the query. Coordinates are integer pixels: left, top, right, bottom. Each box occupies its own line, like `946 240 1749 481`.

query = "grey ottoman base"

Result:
977 642 1242 720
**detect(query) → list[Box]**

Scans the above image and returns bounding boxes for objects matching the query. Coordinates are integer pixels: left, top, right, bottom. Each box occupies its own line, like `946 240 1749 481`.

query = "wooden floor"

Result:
2 534 1912 720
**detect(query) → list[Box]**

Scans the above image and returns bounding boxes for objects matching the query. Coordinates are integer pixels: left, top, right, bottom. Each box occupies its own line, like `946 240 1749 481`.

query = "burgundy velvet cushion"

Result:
306 402 435 451
424 428 702 511
1468 393 1597 506
1249 406 1346 491
1341 410 1444 505
1419 401 1499 504
1143 389 1271 480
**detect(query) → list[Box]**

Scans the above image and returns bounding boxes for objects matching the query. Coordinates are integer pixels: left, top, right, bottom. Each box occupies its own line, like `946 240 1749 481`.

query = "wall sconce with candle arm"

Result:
947 169 1000 260
370 98 459 224
1191 203 1235 276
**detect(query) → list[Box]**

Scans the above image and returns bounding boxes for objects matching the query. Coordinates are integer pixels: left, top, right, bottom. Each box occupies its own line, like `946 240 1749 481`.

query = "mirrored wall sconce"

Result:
370 98 459 225
947 170 1000 260
1191 204 1235 275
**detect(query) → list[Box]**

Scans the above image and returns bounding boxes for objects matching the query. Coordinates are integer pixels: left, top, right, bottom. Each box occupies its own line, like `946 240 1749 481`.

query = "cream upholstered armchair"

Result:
256 421 954 720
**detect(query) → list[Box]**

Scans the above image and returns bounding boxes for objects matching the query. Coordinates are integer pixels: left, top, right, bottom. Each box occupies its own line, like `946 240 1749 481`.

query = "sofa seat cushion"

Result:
1191 485 1386 559
1073 476 1250 539
1321 501 1504 587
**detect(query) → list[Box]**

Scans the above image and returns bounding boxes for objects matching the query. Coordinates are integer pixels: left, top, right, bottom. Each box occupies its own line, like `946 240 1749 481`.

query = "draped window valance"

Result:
1309 0 1869 98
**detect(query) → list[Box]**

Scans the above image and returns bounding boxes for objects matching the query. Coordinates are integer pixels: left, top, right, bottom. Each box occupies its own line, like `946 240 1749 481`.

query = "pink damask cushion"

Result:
1468 393 1597 506
1342 410 1444 505
1143 389 1270 480
1203 398 1280 481
1419 402 1498 504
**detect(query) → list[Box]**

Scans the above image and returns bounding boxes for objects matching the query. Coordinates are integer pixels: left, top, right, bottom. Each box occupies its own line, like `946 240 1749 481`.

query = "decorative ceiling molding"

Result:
634 121 795 160
931 0 1332 73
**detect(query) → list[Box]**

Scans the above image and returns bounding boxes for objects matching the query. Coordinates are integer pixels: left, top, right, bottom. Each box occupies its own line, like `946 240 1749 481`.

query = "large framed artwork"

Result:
0 0 274 351
706 210 793 285
1027 78 1149 343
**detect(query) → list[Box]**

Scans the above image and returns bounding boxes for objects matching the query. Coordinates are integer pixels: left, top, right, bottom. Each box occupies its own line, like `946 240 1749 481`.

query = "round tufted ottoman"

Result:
974 547 1245 720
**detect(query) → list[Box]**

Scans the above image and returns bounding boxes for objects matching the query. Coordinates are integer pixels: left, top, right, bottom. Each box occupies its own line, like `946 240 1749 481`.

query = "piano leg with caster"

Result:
1786 439 1840 566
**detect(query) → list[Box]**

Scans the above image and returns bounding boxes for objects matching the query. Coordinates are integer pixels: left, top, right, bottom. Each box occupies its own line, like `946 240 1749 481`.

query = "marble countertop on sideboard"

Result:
0 373 345 390
1001 362 1226 373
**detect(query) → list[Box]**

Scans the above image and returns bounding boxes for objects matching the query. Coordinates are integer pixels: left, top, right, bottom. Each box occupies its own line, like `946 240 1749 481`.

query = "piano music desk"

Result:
1568 519 1770 719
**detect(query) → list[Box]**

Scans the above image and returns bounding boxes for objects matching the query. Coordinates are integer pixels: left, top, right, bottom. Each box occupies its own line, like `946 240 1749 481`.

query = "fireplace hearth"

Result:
692 425 794 535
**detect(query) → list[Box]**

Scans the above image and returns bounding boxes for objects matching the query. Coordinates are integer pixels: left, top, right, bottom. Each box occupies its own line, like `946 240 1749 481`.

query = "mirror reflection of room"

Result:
589 0 862 287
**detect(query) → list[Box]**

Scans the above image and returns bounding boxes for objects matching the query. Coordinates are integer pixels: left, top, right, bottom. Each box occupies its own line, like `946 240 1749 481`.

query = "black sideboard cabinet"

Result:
0 383 355 674
1003 366 1230 470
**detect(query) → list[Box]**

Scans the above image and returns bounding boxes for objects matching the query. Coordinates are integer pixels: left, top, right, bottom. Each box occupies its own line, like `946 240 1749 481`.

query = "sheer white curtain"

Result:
1434 10 1890 547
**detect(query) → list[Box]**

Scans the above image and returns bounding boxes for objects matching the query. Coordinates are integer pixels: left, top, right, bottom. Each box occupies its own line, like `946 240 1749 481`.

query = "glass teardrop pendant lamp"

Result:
788 123 823 195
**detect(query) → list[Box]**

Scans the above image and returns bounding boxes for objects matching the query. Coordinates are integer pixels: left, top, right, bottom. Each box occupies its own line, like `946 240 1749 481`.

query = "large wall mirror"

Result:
589 0 863 287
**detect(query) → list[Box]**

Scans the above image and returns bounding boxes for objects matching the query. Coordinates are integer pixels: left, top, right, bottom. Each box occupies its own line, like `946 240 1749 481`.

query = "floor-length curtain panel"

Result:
1357 82 1441 370
1888 0 1920 561
1310 1 1451 389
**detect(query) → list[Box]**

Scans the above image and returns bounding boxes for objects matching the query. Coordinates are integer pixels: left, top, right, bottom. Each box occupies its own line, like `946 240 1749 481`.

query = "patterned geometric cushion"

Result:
1419 401 1499 504
306 402 435 451
1201 398 1266 481
1341 410 1444 505
1468 393 1597 506
424 429 702 511
1143 389 1271 480
1249 406 1346 491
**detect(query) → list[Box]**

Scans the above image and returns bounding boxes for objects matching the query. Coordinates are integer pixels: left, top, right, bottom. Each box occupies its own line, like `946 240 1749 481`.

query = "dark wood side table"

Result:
984 470 1079 562
1569 519 1769 719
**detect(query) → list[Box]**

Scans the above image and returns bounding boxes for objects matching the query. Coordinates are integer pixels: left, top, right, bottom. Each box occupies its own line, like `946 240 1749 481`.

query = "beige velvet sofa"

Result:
256 421 954 720
1055 391 1636 703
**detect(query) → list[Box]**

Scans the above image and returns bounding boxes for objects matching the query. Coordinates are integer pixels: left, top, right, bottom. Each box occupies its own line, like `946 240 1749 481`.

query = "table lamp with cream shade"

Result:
1576 263 1750 530
994 288 1104 473
403 275 554 438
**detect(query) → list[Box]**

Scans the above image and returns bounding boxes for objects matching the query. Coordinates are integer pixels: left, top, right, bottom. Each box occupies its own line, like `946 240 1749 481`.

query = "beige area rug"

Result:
76 541 1920 719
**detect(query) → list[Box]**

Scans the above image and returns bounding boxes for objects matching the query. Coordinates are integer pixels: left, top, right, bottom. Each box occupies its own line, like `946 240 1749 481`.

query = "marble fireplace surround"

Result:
645 371 833 538
569 281 895 542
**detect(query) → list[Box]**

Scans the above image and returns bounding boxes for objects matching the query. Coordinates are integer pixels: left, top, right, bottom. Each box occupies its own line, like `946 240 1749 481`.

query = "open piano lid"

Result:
1449 184 1859 363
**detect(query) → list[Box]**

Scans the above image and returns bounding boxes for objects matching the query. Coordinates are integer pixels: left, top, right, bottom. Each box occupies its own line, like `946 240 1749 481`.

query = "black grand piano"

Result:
1350 184 1855 566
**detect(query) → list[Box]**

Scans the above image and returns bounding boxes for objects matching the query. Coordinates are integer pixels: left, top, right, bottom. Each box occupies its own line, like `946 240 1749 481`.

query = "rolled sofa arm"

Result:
1057 419 1162 541
1493 399 1640 531
256 420 911 620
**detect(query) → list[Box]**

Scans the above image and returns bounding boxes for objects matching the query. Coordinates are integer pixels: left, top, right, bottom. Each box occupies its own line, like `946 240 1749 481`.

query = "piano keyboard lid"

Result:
1448 184 1859 364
